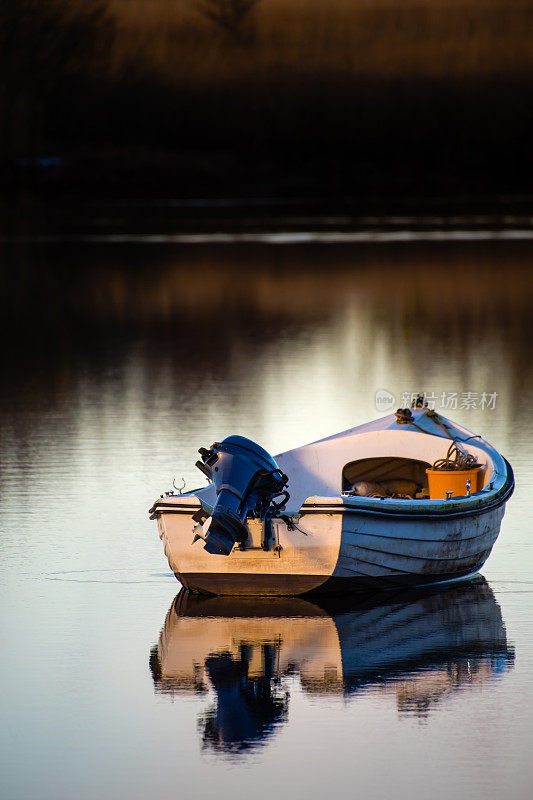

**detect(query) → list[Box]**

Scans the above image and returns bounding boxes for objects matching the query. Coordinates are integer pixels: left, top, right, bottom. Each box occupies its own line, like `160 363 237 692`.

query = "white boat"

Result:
149 403 514 596
150 578 514 750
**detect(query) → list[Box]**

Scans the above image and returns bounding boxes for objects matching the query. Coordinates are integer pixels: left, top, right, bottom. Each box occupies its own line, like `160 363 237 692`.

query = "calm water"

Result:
1 227 533 799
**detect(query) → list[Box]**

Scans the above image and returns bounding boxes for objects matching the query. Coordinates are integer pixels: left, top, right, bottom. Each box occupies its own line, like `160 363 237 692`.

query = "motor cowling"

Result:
194 435 289 555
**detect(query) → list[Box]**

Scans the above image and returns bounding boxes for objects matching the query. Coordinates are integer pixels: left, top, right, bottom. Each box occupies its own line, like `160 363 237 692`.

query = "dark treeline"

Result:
0 0 114 154
1 0 533 199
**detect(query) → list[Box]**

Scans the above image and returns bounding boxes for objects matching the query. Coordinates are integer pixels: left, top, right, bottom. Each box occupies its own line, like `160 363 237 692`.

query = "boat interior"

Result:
339 437 495 499
342 456 432 498
262 405 505 511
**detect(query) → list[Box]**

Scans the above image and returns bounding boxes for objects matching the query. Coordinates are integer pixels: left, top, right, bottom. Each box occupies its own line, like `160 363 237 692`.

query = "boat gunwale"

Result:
149 461 513 523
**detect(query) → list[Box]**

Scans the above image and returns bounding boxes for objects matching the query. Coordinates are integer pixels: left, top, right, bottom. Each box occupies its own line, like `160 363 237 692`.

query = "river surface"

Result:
1 216 532 799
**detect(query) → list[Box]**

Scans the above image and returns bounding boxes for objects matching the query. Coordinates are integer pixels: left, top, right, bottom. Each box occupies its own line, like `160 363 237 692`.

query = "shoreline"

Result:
2 187 533 240
2 149 533 240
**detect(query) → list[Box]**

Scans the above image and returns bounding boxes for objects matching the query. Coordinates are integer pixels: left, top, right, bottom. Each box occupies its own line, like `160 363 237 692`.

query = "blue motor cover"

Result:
195 435 289 555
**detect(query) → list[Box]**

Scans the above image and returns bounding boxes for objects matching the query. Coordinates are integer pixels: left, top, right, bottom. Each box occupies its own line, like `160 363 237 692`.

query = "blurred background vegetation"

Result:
2 0 533 198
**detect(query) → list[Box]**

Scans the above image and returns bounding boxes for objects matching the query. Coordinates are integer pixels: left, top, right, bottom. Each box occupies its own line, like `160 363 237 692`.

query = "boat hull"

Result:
331 503 505 591
156 500 507 596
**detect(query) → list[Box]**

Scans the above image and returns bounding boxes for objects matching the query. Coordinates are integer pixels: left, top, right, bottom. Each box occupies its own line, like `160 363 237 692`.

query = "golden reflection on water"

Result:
1 239 532 485
5 241 531 324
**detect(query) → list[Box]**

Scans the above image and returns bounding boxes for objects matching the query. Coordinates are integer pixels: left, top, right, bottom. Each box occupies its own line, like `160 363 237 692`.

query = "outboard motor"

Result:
193 435 289 556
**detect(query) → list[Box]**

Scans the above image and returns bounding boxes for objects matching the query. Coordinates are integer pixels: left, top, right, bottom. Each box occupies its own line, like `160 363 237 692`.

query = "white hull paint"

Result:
156 505 343 595
155 501 506 595
333 504 505 589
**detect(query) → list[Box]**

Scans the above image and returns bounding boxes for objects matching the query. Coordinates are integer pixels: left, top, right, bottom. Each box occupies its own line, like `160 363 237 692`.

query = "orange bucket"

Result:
426 467 481 500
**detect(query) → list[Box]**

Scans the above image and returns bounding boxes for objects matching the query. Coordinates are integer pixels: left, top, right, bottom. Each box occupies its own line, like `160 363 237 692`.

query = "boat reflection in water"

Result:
150 577 514 754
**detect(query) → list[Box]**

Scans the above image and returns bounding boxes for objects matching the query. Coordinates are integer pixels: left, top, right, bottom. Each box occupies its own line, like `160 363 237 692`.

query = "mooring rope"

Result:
431 439 479 471
424 408 455 439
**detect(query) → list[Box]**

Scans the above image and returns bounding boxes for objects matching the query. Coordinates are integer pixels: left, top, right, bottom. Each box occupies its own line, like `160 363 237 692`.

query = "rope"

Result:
431 439 479 471
424 408 455 440
395 407 435 436
396 406 477 445
279 514 308 535
395 408 414 424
